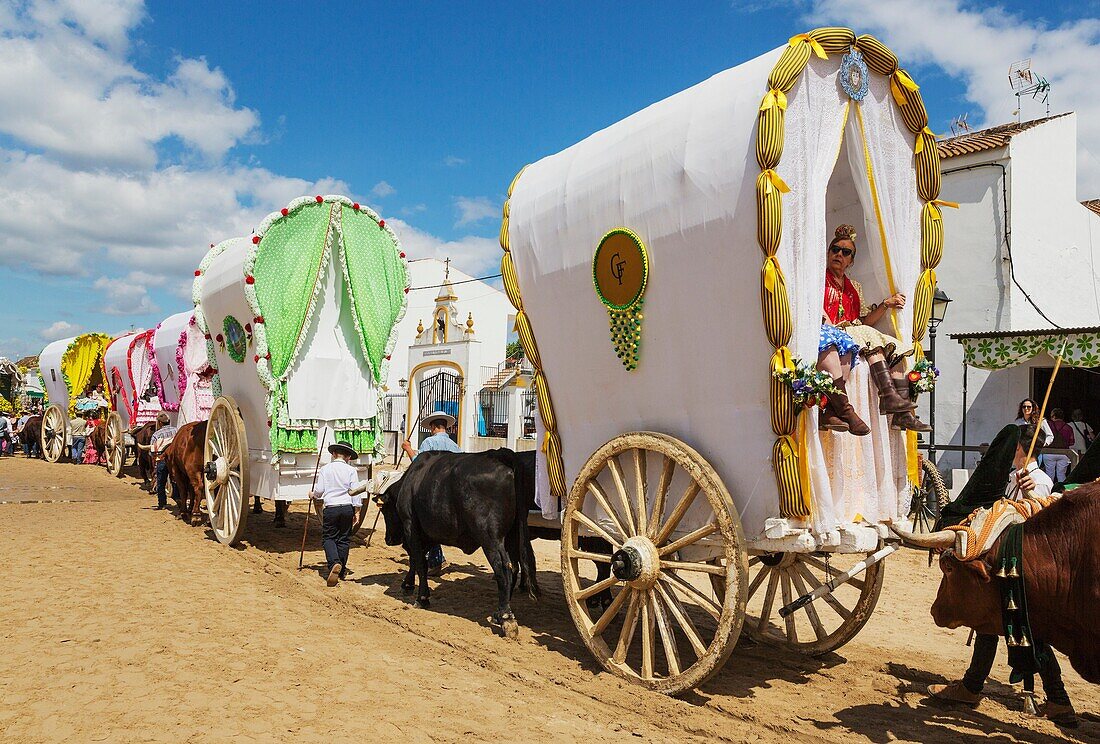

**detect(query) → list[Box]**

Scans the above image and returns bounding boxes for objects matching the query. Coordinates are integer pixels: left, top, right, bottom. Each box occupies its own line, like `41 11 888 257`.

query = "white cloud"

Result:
806 0 1100 195
371 180 396 198
400 203 427 216
443 155 467 167
453 195 500 227
93 276 159 315
39 320 81 341
388 219 500 277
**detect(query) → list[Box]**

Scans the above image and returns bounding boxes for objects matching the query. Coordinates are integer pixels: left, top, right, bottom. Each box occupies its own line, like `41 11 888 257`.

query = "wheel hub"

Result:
611 536 661 589
204 458 228 486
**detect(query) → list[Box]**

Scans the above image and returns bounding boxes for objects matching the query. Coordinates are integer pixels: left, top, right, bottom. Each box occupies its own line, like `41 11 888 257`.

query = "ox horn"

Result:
888 522 956 550
136 443 153 452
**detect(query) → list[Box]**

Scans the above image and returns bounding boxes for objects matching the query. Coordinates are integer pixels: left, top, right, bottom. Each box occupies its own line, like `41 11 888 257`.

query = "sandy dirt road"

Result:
0 455 1096 743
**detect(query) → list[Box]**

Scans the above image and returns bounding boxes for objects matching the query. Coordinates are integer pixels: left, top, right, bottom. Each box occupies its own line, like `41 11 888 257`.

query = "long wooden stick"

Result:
298 428 329 569
1024 340 1067 464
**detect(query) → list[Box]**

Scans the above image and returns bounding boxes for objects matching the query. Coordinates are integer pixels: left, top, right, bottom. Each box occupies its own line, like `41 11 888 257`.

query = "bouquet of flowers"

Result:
907 358 939 394
774 362 841 410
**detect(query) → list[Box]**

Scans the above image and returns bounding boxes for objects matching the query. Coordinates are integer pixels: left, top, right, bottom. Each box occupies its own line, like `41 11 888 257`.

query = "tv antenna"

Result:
1008 59 1051 122
949 113 971 137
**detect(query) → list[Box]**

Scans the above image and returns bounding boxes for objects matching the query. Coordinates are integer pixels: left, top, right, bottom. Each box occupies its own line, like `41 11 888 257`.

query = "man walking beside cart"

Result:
310 441 363 587
149 413 177 509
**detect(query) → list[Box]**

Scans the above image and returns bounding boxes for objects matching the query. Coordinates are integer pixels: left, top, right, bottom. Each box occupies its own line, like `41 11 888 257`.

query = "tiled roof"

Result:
936 113 1072 160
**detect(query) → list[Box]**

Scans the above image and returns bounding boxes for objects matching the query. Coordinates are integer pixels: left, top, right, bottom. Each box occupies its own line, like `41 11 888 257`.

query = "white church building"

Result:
925 112 1100 477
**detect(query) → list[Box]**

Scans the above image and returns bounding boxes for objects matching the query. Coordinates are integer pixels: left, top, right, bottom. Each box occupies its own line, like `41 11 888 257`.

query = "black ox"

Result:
375 448 539 637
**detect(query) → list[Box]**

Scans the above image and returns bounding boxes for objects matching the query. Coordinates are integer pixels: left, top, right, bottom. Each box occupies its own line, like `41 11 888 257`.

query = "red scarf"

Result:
823 271 860 324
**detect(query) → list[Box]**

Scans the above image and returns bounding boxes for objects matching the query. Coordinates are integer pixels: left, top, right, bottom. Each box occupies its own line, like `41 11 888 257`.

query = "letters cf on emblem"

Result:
610 252 627 285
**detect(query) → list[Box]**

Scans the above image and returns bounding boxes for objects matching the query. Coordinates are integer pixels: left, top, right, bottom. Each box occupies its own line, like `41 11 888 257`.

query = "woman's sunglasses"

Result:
829 246 854 258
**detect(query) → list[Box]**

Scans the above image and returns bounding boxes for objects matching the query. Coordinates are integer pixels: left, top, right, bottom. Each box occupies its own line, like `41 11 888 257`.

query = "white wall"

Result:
926 112 1100 476
385 258 513 392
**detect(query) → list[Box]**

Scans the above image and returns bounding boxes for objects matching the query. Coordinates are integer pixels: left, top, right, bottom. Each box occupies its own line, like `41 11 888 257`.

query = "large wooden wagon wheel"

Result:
40 403 67 463
712 549 885 656
562 432 748 695
104 411 126 477
203 396 250 545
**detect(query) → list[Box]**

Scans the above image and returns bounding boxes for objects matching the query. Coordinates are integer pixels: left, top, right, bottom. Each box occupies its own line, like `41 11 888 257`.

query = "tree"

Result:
506 340 524 360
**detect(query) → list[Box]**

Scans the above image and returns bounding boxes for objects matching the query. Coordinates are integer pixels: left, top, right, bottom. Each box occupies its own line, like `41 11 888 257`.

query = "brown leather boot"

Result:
891 379 931 432
828 378 870 435
870 360 916 414
818 396 849 432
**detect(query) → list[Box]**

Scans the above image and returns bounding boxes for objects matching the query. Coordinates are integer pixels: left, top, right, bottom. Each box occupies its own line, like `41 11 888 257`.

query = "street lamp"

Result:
927 287 952 461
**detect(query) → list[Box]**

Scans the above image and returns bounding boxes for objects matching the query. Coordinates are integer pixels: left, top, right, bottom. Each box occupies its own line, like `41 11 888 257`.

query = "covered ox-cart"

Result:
38 333 113 462
194 195 408 544
500 28 947 693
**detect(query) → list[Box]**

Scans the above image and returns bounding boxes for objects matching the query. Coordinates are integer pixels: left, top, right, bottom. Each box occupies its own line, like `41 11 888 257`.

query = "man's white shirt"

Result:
312 460 361 508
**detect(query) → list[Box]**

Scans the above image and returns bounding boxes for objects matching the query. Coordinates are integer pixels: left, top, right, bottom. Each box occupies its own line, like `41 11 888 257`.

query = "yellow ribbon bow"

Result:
788 33 828 60
914 126 936 155
760 88 788 112
771 346 795 374
762 255 784 293
761 168 790 195
928 198 960 220
890 69 920 106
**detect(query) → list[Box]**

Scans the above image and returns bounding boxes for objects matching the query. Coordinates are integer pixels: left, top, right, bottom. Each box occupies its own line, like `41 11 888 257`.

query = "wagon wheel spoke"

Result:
640 590 655 680
745 561 769 601
606 455 637 536
659 558 725 576
572 550 612 563
660 571 722 622
780 571 797 644
653 482 700 546
789 565 827 642
612 590 643 664
574 575 621 602
585 481 629 542
632 448 648 537
591 585 632 637
571 510 622 549
647 455 675 540
756 568 780 634
655 582 707 658
658 521 718 557
650 590 680 677
794 562 851 620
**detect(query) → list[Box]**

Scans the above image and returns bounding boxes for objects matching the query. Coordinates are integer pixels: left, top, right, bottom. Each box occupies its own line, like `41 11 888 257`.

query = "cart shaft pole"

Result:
778 544 897 618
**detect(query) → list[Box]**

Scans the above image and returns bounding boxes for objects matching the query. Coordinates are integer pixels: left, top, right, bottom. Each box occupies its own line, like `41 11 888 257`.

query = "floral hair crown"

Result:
834 224 857 242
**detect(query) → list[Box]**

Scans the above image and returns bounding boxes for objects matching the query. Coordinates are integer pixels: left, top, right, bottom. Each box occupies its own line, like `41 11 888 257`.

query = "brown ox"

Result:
88 422 107 465
162 421 207 524
900 484 1100 684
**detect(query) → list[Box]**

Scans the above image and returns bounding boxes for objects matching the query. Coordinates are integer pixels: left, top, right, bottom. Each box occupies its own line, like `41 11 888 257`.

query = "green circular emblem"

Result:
593 228 649 311
223 315 247 363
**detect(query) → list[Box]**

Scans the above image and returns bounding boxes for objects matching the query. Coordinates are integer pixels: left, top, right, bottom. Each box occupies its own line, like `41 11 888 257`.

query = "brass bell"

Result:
1006 558 1020 579
1006 635 1018 647
1006 592 1018 611
1018 634 1031 648
1006 625 1017 646
995 560 1008 579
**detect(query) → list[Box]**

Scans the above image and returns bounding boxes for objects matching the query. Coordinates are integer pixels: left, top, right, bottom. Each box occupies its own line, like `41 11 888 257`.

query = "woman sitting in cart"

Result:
823 224 929 433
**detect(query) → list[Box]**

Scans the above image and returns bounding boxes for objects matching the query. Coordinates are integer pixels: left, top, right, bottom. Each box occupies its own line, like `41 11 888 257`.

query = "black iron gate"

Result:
418 371 461 442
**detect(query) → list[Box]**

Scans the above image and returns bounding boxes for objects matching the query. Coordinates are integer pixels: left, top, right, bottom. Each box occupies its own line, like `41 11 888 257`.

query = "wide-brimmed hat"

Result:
328 441 359 460
422 411 456 428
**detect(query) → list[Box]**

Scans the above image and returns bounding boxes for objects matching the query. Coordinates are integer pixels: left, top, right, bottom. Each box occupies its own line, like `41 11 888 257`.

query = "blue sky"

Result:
2 0 1100 359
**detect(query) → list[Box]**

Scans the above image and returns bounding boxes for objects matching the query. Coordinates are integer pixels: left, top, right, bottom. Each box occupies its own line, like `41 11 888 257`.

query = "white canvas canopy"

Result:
508 42 933 544
39 333 112 414
150 310 214 426
103 330 163 427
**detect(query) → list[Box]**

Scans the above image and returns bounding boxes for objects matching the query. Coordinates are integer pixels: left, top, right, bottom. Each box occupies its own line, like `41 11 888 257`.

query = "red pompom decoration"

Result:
254 355 260 363
385 354 391 360
216 334 224 342
315 195 323 203
245 275 255 284
378 219 386 228
254 315 264 324
352 202 360 211
265 352 271 359
404 287 409 294
209 243 214 248
281 208 289 216
194 270 201 276
399 251 406 258
204 334 211 340
244 324 252 333
267 419 271 427
252 235 260 244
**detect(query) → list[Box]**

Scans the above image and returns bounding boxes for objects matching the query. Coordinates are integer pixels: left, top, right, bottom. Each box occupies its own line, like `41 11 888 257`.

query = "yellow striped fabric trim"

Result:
809 26 855 54
501 252 524 310
855 34 898 76
768 42 812 92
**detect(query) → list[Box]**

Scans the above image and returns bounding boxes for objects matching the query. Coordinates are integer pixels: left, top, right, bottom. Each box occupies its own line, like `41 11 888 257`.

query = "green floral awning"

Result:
953 327 1100 370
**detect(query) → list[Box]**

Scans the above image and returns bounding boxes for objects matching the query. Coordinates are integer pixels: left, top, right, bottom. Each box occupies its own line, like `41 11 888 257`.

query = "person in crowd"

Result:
89 384 108 408
149 413 177 509
1067 409 1094 455
82 412 102 465
17 410 38 458
822 224 929 432
1015 399 1053 447
70 413 88 463
401 411 460 575
816 325 870 435
1044 408 1074 484
0 411 12 456
310 441 362 586
928 423 1075 726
